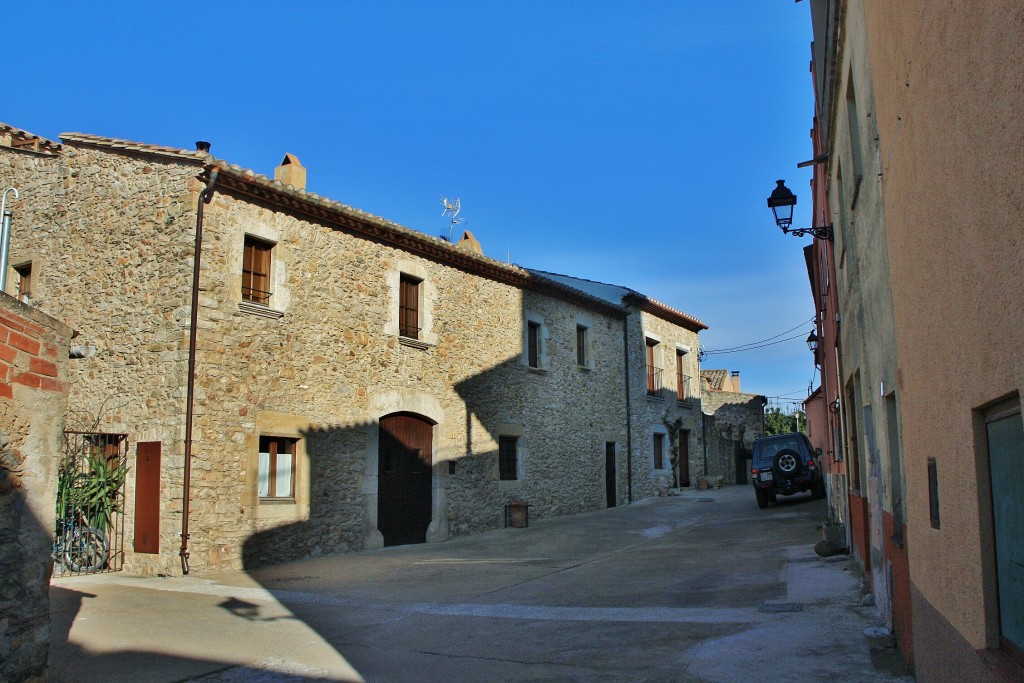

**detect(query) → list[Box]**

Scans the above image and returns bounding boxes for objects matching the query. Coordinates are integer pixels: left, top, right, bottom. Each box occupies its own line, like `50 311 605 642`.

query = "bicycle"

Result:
54 510 109 573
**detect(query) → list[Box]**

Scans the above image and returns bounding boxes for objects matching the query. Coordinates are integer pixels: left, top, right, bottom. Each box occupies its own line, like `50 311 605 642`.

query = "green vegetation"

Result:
765 406 807 436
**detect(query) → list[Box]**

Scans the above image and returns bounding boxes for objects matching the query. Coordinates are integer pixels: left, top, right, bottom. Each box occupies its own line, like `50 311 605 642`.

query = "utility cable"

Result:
702 317 814 355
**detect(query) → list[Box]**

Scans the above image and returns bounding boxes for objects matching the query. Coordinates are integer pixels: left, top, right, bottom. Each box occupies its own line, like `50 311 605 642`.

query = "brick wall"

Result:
0 294 72 683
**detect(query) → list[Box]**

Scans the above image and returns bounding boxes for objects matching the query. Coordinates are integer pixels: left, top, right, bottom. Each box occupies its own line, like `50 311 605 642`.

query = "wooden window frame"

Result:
399 274 421 339
14 262 31 303
527 321 541 369
676 349 690 400
576 324 589 367
653 433 665 470
258 435 297 500
242 237 273 305
499 435 518 481
646 338 662 396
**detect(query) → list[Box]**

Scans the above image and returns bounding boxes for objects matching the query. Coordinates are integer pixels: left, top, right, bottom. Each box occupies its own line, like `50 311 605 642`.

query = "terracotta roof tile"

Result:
49 131 632 319
701 369 728 391
0 122 62 155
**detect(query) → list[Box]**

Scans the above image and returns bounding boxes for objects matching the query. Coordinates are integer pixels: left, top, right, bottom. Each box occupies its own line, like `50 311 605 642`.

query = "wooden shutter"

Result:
243 238 272 304
134 442 161 554
399 275 420 338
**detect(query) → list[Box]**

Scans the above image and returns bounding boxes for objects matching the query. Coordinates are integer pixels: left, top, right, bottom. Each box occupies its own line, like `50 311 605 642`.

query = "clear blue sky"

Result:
6 2 817 407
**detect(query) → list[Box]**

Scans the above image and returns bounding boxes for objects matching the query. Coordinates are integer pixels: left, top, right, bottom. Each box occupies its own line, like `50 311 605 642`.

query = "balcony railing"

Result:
677 374 693 401
646 365 663 396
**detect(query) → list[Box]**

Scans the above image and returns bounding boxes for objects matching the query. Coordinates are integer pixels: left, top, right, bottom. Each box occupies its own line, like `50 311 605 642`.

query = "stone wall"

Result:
0 294 72 683
2 131 713 574
3 137 660 573
188 191 635 568
2 139 202 575
630 310 703 495
701 390 764 484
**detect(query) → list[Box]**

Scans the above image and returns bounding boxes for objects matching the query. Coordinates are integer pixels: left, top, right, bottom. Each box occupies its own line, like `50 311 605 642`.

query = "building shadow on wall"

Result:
231 348 614 679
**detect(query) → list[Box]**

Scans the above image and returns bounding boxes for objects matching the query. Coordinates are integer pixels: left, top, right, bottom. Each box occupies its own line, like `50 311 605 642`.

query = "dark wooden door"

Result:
605 442 616 507
378 413 433 546
134 441 161 554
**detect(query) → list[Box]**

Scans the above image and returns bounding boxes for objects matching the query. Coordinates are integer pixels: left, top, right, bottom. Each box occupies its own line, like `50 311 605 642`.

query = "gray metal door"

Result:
987 402 1024 650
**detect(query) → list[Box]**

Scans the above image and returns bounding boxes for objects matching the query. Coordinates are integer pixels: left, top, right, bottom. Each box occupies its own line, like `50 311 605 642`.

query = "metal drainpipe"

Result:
0 187 20 291
180 167 219 575
622 315 633 503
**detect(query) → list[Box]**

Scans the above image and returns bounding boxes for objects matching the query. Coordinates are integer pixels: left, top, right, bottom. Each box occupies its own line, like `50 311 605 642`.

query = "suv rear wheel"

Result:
755 488 771 509
773 449 803 478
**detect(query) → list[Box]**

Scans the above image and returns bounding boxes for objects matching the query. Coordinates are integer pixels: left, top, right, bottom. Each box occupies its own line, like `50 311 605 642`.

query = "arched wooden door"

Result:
378 413 434 546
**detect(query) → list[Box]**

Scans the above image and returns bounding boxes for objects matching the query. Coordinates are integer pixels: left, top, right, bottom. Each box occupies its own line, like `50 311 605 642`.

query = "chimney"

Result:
731 371 740 392
195 141 211 153
454 229 483 256
274 153 306 191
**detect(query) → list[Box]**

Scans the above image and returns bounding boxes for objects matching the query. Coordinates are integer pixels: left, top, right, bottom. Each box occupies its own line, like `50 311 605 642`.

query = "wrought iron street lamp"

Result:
767 180 833 241
806 329 819 353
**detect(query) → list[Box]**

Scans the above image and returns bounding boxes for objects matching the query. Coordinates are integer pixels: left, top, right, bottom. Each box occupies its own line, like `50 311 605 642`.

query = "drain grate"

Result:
760 601 804 613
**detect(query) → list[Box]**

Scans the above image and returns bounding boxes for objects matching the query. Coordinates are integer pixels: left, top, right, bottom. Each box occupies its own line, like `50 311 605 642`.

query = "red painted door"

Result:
134 441 160 554
378 413 433 546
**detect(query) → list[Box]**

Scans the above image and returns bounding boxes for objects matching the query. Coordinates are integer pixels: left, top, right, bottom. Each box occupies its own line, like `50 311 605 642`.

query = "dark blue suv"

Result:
751 432 824 508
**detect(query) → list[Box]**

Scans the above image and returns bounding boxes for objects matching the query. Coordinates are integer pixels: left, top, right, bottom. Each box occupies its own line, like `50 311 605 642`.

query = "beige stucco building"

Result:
797 1 1024 678
0 122 707 575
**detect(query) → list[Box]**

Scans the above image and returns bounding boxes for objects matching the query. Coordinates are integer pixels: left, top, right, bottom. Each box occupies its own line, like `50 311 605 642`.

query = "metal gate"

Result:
54 431 128 575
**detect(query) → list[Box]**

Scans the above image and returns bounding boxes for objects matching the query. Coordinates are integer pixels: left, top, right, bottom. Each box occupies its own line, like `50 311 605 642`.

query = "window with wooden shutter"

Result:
242 237 273 304
646 338 662 395
399 274 421 338
258 436 297 499
653 433 665 470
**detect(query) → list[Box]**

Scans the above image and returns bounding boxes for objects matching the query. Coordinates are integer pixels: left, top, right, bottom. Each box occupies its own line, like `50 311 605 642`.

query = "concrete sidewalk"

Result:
48 487 913 682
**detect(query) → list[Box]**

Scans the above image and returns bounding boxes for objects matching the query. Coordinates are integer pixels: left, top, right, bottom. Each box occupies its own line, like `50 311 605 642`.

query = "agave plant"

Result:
77 453 128 532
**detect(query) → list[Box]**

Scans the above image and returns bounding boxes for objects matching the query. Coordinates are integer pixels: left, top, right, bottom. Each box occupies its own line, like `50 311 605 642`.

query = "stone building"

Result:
0 293 73 683
0 123 707 575
530 272 707 492
699 370 765 485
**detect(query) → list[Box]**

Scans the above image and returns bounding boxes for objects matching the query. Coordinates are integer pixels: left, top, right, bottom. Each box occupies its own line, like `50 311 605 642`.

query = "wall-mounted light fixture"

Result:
806 329 821 367
767 180 833 241
806 329 819 354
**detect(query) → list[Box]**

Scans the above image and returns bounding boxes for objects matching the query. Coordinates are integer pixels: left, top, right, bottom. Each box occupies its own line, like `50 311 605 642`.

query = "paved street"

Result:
49 486 912 682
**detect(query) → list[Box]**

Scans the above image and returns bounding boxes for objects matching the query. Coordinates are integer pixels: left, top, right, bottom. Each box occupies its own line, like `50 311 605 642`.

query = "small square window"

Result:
259 436 297 499
243 237 273 305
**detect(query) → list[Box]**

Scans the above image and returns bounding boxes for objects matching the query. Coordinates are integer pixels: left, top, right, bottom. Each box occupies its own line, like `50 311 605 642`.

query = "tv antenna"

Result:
440 196 465 242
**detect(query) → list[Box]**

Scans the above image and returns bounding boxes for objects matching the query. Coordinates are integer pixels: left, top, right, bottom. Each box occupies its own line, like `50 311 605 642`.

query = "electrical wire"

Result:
701 317 815 356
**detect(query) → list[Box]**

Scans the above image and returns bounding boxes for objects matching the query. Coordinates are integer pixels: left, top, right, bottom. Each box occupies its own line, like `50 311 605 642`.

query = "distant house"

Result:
700 369 765 484
0 122 708 574
530 272 708 490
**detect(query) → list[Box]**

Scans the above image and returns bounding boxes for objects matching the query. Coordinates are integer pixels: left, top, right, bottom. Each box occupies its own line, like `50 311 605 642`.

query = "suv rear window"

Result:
755 436 803 465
